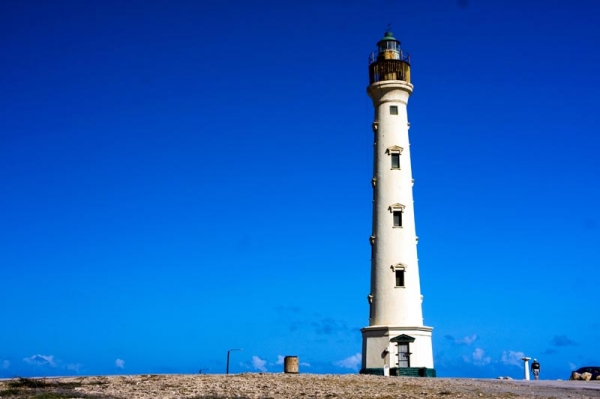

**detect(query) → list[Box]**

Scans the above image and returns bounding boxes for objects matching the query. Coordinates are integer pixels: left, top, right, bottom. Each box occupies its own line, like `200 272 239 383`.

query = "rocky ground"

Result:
2 373 600 399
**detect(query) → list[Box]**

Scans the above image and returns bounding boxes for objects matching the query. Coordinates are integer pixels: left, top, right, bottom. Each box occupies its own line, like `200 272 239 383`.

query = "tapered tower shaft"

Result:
361 32 434 377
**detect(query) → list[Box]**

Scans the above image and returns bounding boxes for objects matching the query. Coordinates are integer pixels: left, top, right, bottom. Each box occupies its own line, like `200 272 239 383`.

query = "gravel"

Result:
2 373 600 399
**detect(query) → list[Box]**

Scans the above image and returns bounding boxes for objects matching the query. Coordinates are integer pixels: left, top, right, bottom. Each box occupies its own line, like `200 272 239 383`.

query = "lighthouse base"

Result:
360 366 436 377
360 325 434 376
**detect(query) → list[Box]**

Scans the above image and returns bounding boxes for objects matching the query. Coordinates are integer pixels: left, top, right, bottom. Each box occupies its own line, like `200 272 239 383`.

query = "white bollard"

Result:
521 357 531 380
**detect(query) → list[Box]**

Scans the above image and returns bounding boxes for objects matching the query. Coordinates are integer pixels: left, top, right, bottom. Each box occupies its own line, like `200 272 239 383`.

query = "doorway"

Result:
397 342 410 368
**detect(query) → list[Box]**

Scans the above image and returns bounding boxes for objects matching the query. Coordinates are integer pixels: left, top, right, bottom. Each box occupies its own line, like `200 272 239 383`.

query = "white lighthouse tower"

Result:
360 32 435 377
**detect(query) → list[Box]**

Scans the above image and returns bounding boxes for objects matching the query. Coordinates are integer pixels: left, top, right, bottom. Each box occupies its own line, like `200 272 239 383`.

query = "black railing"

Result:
369 59 411 84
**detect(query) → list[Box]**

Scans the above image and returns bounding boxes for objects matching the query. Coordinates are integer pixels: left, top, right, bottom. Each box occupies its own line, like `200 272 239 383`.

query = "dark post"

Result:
226 351 231 374
226 348 242 374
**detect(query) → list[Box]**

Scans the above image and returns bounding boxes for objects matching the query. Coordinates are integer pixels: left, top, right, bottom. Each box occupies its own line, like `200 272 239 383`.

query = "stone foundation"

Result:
360 367 436 377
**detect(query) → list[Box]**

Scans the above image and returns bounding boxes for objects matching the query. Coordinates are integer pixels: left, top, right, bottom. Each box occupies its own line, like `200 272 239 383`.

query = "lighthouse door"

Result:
397 343 410 368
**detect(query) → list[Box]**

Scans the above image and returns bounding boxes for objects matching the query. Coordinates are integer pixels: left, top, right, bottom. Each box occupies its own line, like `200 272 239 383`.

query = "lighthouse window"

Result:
387 146 403 169
391 153 400 169
393 210 402 227
395 270 405 287
389 105 398 115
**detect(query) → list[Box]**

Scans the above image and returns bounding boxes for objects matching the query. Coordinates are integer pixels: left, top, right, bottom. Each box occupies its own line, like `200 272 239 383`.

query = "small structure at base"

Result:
284 356 299 374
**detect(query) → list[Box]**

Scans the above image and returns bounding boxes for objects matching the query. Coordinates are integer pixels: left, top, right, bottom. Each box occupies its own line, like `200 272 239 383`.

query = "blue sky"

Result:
1 0 599 380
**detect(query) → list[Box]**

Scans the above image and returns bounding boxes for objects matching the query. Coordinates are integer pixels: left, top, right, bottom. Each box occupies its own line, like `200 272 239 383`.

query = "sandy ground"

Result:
2 373 600 398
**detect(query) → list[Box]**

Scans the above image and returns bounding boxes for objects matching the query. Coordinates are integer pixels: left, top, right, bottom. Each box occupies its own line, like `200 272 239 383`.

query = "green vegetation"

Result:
188 397 250 399
0 387 22 396
0 377 115 399
0 376 250 399
7 377 49 388
25 393 87 399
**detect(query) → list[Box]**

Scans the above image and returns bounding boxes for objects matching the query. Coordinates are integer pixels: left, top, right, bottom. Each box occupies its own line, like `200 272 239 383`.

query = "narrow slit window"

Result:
393 210 402 227
395 270 405 287
390 105 398 115
391 153 400 169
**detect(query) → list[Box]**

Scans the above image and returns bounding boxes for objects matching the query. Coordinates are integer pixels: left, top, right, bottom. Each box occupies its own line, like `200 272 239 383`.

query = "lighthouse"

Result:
360 32 435 377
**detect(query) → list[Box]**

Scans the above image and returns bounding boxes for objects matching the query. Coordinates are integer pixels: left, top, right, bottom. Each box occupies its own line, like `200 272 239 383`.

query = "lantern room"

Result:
368 31 411 84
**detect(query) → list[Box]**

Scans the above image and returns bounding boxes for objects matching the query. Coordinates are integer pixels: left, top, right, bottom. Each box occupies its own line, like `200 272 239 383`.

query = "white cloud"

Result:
23 354 56 367
300 362 310 367
115 359 125 369
335 353 362 371
456 335 478 345
251 356 267 372
2 360 9 369
501 350 525 367
471 348 491 366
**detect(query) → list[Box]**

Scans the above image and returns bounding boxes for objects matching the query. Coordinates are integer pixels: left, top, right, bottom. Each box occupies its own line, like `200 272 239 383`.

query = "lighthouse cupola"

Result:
369 31 411 84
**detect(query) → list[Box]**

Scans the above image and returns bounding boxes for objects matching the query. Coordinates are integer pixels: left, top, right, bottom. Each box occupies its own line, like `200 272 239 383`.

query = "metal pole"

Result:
226 348 242 374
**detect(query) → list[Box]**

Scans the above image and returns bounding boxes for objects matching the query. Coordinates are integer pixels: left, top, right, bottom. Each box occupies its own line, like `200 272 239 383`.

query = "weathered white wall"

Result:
362 80 434 370
369 80 423 327
362 326 434 370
